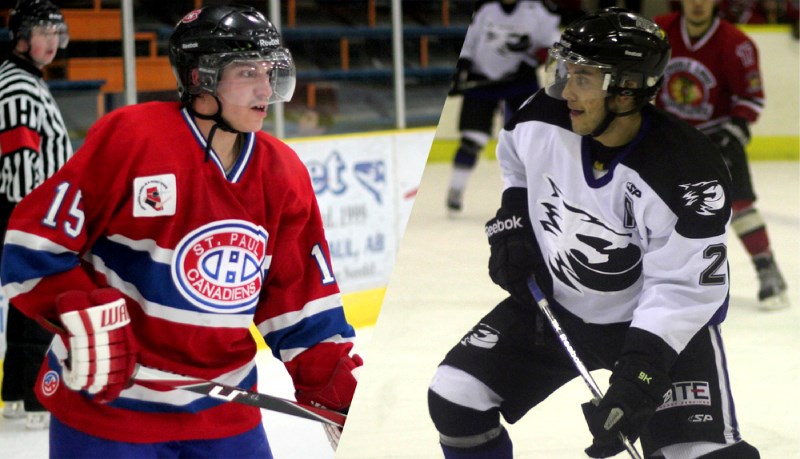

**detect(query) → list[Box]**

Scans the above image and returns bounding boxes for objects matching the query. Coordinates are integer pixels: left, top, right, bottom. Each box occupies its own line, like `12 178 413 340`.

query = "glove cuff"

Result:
619 327 677 374
295 354 362 412
610 358 671 407
456 58 472 72
613 328 675 405
57 289 131 335
500 187 528 209
723 118 750 146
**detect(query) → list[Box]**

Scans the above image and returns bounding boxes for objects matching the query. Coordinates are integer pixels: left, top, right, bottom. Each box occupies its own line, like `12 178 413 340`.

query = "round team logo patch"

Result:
181 9 201 23
172 220 269 313
41 371 60 397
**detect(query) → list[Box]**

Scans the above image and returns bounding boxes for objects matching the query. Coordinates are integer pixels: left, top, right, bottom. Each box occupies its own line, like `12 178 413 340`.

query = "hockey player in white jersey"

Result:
446 0 560 212
428 8 760 459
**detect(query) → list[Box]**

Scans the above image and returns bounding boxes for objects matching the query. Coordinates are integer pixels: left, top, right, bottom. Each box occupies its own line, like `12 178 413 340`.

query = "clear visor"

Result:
544 44 613 101
31 22 69 49
197 50 296 105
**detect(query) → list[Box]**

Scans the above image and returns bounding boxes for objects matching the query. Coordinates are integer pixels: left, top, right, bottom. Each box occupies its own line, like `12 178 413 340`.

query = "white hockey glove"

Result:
56 288 138 403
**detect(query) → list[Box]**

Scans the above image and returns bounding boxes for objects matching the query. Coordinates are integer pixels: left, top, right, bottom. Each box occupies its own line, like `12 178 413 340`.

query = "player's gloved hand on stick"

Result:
55 288 138 403
295 353 363 450
582 329 674 458
448 58 473 95
486 187 543 305
709 117 750 168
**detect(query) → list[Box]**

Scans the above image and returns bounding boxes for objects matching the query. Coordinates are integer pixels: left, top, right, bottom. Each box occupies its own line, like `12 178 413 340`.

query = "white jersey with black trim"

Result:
460 0 561 81
497 91 732 355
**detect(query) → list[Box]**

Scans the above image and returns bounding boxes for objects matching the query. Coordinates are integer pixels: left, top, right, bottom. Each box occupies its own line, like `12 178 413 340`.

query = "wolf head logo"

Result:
679 181 725 216
539 177 642 293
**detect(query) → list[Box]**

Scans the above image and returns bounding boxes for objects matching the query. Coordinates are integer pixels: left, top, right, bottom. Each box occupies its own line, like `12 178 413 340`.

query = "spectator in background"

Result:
0 0 72 430
446 0 560 213
655 0 789 309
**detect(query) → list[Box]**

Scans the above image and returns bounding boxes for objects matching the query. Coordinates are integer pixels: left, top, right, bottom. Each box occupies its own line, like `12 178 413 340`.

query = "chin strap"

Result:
591 95 650 138
186 95 240 163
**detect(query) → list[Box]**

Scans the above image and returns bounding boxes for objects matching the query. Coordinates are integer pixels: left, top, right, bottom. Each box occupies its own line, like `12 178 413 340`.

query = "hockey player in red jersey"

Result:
655 0 788 309
0 4 360 457
428 8 760 458
0 0 72 430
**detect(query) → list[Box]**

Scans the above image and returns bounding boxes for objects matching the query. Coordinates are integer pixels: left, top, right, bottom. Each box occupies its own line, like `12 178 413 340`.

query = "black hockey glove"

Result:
582 328 675 458
448 58 473 95
709 117 750 169
513 61 538 84
486 188 542 305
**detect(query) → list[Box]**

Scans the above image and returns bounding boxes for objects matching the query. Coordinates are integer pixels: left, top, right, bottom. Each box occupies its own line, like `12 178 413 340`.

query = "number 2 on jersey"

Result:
700 243 727 285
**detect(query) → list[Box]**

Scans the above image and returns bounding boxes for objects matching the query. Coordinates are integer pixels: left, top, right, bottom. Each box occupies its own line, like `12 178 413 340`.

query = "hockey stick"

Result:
526 276 643 459
132 365 346 428
38 317 346 428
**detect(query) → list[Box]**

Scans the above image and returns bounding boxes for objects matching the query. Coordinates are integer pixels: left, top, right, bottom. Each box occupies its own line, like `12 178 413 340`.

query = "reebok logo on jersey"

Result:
679 181 725 216
134 174 176 217
485 216 523 238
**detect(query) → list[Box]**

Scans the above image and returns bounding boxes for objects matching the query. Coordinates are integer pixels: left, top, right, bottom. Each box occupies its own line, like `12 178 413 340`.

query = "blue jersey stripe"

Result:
1 243 80 284
264 307 356 359
92 237 192 311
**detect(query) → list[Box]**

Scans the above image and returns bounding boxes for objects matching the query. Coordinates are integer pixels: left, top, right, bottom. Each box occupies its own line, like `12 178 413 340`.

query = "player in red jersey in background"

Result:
655 0 788 309
0 4 360 457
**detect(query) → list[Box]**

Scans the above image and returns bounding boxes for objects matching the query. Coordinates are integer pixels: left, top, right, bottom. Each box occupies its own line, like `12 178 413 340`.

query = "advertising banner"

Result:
291 135 398 293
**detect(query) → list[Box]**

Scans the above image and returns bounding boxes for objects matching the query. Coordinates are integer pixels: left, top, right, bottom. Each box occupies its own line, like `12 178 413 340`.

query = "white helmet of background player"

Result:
544 8 670 134
9 0 69 49
168 4 296 110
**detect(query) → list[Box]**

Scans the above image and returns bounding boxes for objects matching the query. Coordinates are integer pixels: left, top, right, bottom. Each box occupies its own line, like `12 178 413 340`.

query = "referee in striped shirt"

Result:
0 0 72 430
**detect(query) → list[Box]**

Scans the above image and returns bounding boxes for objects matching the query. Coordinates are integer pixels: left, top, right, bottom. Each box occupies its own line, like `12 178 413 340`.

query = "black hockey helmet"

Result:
9 0 69 48
544 7 670 102
168 4 295 105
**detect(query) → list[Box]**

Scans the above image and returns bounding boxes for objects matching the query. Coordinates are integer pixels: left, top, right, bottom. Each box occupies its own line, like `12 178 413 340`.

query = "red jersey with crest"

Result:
654 12 764 134
1 101 355 442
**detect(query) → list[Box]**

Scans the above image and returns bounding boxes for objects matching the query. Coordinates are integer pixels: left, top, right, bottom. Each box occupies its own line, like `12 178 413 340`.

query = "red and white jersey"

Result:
460 0 561 80
655 12 764 133
1 101 355 442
